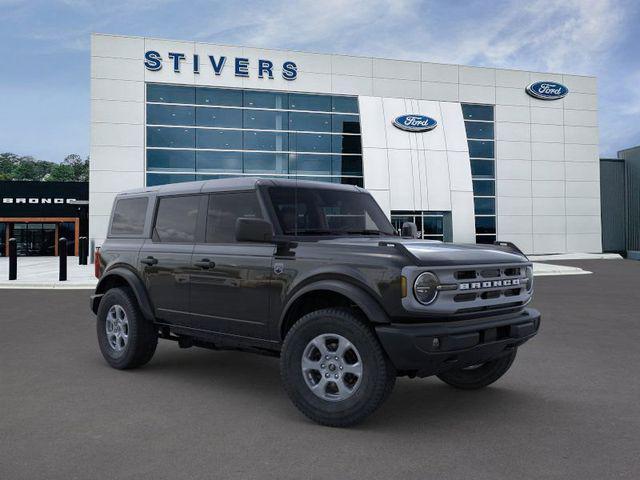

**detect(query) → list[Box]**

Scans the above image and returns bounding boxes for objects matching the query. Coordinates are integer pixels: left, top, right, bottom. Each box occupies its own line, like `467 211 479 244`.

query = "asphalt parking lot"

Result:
1 259 639 480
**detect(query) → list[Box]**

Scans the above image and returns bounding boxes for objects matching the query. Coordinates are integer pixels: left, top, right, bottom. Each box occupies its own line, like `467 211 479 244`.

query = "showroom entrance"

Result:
0 181 88 257
1 219 78 256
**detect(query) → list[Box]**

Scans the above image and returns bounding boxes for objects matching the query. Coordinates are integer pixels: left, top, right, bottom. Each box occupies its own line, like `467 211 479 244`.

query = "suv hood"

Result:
317 237 528 266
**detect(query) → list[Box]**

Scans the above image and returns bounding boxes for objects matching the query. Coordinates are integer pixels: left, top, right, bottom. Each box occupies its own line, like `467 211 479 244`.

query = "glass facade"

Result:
145 84 363 187
390 211 450 241
463 104 496 244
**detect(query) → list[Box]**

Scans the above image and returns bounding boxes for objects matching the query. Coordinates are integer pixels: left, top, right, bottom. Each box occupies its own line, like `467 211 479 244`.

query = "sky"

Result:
0 0 638 162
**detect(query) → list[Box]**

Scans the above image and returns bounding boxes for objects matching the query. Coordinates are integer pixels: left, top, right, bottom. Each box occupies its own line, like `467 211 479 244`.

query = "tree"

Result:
0 152 89 182
61 154 89 182
47 163 76 181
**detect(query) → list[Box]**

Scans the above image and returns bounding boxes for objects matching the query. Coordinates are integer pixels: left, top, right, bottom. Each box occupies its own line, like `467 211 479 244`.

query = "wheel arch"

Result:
279 279 390 340
92 267 155 321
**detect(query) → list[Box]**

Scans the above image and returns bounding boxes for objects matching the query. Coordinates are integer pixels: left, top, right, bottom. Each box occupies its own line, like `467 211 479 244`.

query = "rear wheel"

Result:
96 287 158 369
280 308 395 427
436 349 517 390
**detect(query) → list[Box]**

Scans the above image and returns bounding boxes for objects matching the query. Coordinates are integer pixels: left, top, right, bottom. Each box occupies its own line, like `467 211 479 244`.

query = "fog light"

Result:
432 337 440 349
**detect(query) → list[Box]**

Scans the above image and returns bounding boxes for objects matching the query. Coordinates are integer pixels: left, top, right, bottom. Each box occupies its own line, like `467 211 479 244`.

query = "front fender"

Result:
92 267 155 321
279 278 390 331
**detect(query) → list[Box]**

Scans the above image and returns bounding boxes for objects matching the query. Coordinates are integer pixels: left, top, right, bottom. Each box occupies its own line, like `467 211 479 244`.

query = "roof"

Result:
117 177 362 197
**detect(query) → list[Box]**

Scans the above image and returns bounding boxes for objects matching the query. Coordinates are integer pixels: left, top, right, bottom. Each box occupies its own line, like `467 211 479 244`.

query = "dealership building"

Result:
90 33 601 254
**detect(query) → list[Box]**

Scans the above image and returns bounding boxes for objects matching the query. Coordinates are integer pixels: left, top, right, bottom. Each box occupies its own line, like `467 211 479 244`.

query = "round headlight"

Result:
525 266 534 292
414 272 439 305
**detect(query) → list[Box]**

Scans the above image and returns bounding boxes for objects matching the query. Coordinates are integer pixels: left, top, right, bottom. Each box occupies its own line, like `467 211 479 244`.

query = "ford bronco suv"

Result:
91 177 540 427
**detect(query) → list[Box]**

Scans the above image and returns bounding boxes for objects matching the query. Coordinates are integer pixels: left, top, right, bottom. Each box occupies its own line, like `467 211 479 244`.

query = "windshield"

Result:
268 186 396 236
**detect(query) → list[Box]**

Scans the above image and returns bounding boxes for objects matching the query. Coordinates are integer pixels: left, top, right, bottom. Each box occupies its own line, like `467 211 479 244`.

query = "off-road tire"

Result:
280 308 396 427
96 287 158 369
436 348 517 390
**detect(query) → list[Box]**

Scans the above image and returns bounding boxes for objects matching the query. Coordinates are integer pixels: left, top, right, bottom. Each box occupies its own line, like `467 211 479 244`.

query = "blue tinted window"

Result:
291 133 332 153
289 154 332 175
332 135 362 154
147 173 196 186
332 96 359 113
470 159 495 178
468 140 495 158
195 174 238 182
147 127 195 148
289 93 332 112
474 197 495 215
332 115 361 134
243 109 287 130
196 151 242 172
339 177 364 187
475 216 496 234
333 155 363 176
244 152 288 174
147 84 195 104
462 104 494 121
147 150 195 171
147 104 194 125
196 87 242 106
476 234 496 244
465 121 494 139
289 176 341 184
423 216 444 235
196 129 242 149
196 107 242 128
288 112 331 132
243 131 288 151
243 90 287 109
473 180 495 196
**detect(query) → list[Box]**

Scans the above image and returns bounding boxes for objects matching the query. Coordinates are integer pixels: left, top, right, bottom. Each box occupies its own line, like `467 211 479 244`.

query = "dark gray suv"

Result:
91 177 540 427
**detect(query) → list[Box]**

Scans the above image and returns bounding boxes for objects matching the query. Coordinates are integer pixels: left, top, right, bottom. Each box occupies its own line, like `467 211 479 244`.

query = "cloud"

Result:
1 0 638 159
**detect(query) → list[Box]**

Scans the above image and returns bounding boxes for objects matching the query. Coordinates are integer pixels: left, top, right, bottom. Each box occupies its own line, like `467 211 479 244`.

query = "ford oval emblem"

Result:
392 114 438 132
526 81 569 100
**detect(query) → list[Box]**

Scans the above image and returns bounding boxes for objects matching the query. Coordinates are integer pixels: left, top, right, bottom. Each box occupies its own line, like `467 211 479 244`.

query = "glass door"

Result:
12 223 57 256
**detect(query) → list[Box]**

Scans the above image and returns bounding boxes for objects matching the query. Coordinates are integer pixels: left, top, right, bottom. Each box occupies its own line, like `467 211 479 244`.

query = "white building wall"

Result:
90 33 601 253
359 97 475 243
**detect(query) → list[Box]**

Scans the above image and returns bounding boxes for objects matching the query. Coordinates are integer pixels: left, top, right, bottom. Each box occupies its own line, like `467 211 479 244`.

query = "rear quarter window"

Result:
110 197 149 236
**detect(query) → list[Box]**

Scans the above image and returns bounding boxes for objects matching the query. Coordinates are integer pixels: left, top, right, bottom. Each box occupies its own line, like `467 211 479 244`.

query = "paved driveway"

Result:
1 260 639 479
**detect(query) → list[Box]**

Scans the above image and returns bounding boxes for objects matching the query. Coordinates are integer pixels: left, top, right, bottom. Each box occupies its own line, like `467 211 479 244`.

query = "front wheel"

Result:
280 308 396 427
436 348 517 390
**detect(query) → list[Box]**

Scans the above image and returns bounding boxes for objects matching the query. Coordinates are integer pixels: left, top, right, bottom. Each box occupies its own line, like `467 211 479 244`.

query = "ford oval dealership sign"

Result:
526 81 569 100
392 114 438 132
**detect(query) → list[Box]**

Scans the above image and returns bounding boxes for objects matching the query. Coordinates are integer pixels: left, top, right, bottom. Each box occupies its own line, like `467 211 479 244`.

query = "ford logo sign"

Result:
526 81 569 100
392 114 438 132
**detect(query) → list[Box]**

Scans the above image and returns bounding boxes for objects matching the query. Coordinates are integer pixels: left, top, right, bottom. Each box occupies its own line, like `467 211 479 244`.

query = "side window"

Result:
110 197 148 236
206 192 263 243
154 195 200 243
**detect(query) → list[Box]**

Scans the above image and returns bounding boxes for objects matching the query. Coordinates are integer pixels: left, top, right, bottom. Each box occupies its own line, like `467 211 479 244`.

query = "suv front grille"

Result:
402 262 532 317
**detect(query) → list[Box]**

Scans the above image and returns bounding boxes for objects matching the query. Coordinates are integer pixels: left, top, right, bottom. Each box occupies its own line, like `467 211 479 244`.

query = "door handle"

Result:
141 256 158 266
194 259 215 269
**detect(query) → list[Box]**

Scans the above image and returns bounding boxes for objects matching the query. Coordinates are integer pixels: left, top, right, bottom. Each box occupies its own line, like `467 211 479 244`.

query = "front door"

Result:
189 191 274 339
139 194 202 326
13 223 56 256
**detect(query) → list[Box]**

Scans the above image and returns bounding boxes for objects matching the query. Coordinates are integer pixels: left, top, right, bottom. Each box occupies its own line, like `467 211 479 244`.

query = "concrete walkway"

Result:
0 255 603 289
0 257 97 289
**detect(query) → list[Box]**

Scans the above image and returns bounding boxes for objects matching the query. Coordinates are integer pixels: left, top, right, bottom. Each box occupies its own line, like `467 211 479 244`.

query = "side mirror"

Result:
401 222 418 239
235 218 274 243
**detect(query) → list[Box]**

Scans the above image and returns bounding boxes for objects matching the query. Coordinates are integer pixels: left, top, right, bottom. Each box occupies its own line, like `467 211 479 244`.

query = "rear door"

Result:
189 190 275 339
139 194 204 326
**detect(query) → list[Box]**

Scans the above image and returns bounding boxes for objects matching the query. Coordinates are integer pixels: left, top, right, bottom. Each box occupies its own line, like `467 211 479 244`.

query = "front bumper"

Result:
375 308 540 377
